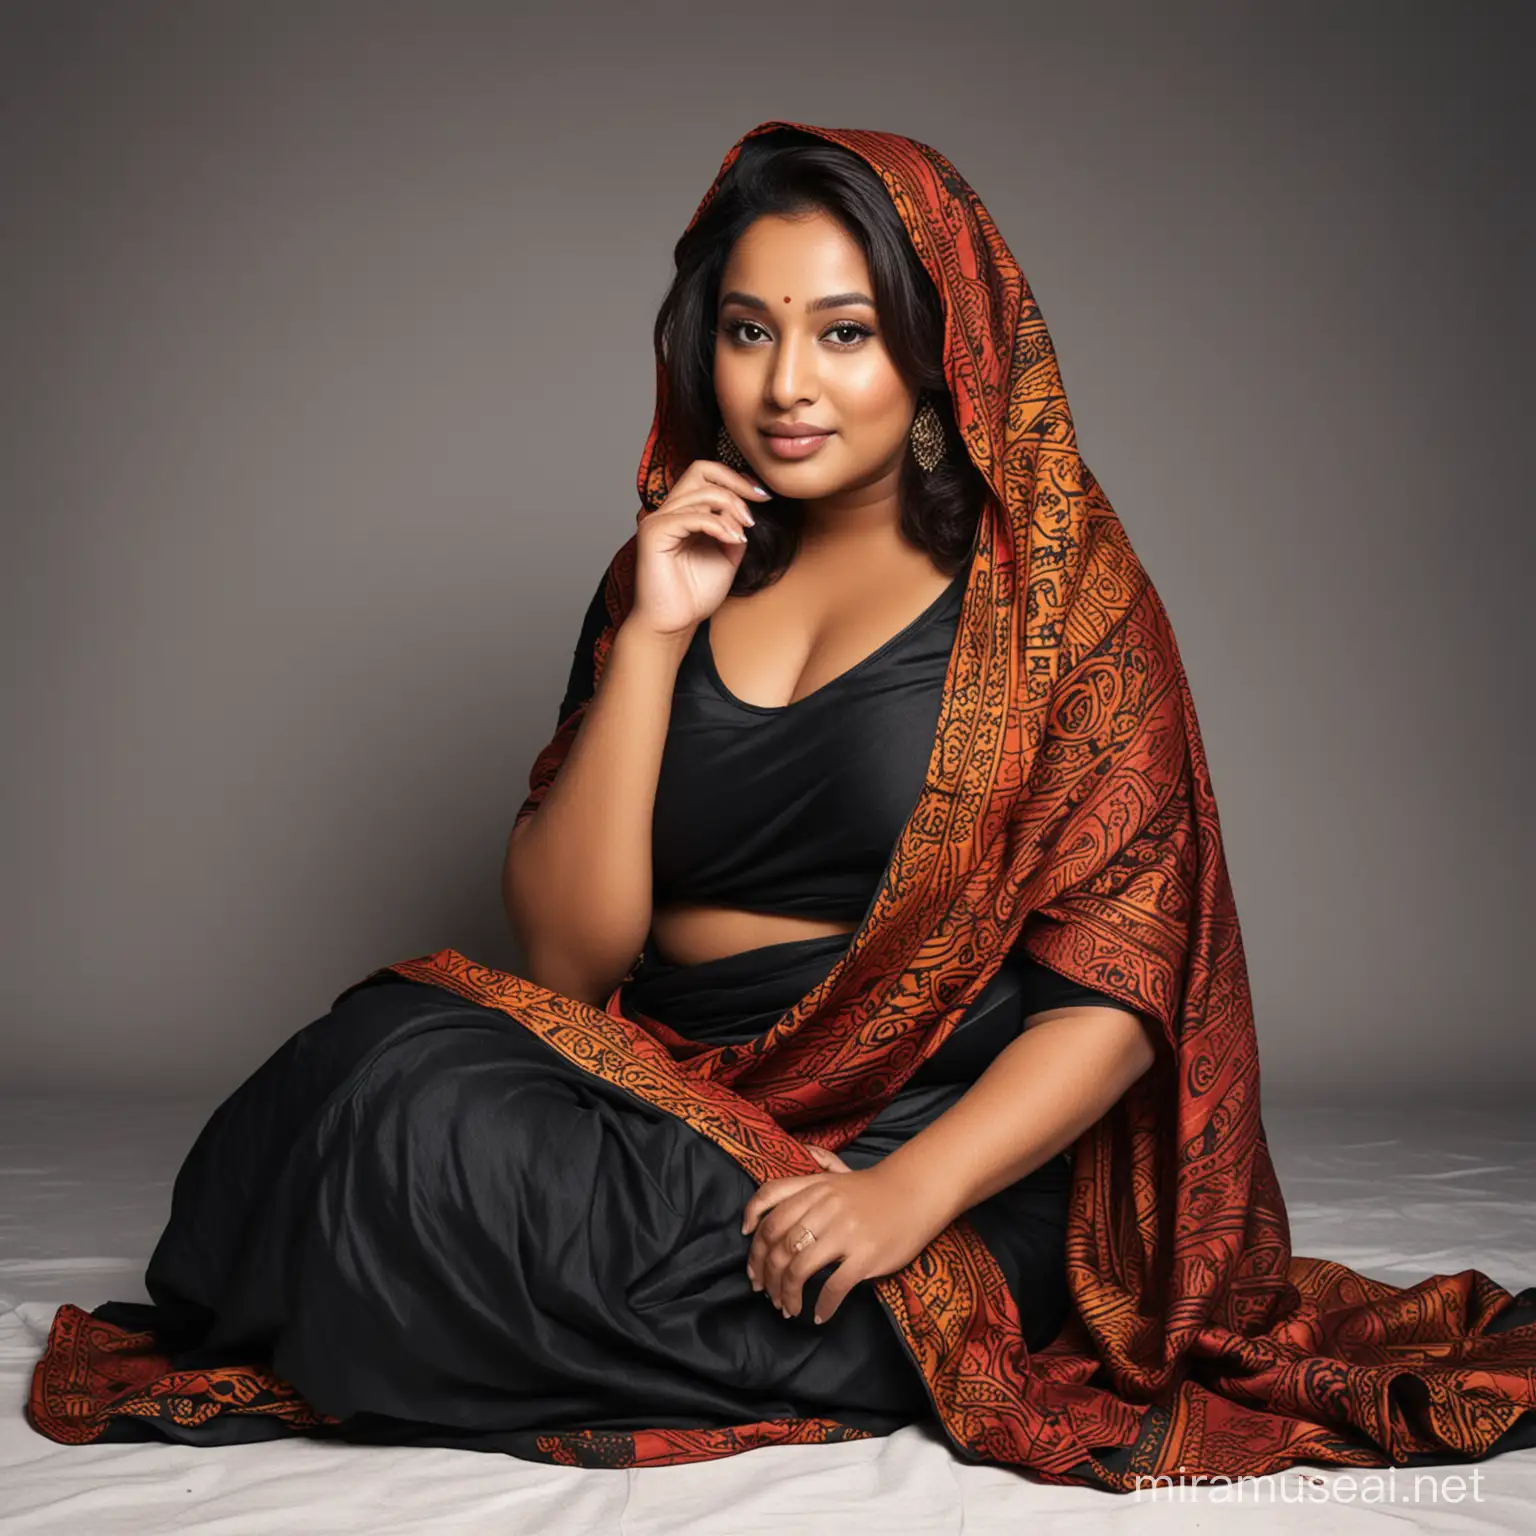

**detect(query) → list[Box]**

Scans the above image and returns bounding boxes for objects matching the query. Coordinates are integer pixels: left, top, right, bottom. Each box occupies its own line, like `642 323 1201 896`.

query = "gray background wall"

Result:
1 0 1529 1101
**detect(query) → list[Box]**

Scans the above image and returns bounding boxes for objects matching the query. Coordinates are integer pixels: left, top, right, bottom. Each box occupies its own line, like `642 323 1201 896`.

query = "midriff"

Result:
648 902 858 967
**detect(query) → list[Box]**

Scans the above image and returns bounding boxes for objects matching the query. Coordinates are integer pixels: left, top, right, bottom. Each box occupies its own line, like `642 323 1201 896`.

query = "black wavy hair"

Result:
651 128 989 593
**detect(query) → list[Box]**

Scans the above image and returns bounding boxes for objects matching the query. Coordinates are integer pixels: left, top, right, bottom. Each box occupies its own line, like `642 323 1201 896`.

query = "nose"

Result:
767 326 820 410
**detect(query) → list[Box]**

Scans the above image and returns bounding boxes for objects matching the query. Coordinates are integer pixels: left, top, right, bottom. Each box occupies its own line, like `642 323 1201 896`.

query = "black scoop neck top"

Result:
649 567 968 921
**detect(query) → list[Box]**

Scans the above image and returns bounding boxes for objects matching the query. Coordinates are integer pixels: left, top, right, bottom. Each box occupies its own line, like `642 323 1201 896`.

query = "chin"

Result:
756 463 851 499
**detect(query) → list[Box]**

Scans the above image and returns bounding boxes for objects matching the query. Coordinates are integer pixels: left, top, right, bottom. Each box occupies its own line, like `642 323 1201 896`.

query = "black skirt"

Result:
91 933 1073 1454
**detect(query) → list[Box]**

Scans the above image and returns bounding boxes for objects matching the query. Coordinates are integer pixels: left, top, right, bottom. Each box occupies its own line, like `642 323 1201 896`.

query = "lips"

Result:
759 427 834 460
760 424 833 438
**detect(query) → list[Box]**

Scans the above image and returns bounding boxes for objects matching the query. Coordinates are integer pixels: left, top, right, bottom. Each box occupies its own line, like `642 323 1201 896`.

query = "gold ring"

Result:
791 1225 817 1254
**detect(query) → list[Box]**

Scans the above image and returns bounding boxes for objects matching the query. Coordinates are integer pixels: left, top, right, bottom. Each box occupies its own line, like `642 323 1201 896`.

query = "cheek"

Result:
713 349 755 417
837 362 914 438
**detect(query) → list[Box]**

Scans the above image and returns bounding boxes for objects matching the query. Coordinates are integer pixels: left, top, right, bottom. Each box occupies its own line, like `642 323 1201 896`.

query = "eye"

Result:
825 322 875 347
718 319 876 348
720 319 770 345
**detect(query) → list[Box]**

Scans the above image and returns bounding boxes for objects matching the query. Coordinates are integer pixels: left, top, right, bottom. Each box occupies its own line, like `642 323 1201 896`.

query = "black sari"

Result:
65 924 1083 1454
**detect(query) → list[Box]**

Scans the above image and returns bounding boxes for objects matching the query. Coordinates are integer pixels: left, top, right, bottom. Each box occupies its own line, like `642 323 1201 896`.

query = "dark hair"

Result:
651 128 989 592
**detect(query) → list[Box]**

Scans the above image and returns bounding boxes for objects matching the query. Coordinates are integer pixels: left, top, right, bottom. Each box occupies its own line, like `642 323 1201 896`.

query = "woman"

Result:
28 121 1536 1490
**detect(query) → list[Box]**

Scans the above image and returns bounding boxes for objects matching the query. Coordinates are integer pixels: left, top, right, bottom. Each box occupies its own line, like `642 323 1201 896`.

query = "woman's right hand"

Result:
626 460 771 638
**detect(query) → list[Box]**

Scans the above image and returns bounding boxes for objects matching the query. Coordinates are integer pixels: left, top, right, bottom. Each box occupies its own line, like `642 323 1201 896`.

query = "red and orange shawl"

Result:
31 121 1536 1488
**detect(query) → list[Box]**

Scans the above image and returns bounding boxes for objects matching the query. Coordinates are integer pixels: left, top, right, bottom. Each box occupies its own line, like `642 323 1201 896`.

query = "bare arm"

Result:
880 1003 1158 1225
501 461 767 1007
742 999 1159 1321
501 618 691 1007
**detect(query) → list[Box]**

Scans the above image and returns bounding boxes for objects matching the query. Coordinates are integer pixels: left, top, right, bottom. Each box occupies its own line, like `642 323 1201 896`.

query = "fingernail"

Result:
813 1313 824 1325
736 530 749 543
752 484 769 497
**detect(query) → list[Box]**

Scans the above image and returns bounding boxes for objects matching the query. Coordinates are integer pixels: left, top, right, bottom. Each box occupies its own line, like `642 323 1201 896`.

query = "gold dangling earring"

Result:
716 424 751 474
909 395 947 474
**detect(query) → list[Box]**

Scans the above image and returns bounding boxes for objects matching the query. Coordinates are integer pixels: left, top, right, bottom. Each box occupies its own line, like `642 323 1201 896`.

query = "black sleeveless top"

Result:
650 567 967 920
554 566 1132 1026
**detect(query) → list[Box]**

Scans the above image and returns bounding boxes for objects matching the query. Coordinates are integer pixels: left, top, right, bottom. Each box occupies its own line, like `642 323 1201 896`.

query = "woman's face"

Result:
713 210 918 502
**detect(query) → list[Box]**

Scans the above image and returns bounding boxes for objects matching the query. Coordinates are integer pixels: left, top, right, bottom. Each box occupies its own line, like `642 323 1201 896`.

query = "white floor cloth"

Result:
2 1095 1532 1534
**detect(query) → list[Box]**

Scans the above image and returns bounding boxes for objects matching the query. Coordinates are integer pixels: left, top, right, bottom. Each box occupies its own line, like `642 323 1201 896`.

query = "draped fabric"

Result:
28 120 1536 1488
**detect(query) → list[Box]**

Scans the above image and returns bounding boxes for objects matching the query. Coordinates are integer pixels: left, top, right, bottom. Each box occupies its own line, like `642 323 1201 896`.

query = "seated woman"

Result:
28 121 1536 1489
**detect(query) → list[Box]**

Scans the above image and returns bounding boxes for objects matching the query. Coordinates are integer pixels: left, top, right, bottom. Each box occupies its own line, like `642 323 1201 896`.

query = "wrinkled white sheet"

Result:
2 1096 1533 1534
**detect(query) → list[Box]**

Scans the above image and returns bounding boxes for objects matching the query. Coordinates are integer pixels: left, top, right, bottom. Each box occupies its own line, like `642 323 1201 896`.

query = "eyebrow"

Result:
717 289 876 314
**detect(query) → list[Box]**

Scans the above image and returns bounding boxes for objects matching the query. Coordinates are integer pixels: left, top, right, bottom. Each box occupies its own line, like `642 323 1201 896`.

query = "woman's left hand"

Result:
741 1144 953 1324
